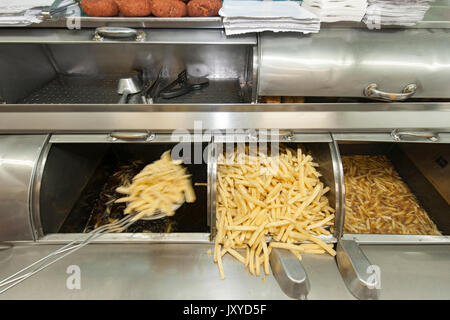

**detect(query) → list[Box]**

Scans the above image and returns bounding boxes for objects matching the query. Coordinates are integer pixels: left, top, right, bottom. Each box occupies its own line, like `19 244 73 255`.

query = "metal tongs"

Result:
0 207 173 294
158 70 209 100
141 66 164 104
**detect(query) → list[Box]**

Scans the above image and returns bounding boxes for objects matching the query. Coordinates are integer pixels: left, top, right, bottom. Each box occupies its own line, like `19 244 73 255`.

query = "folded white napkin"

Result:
363 0 434 27
220 0 321 35
302 0 368 23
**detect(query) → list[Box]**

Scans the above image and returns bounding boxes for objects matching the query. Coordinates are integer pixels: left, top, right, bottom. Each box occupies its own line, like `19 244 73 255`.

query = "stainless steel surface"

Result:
364 83 417 102
330 140 345 239
93 27 145 42
360 244 450 300
342 234 450 244
206 140 214 231
0 244 352 299
1 104 450 132
36 143 109 235
109 132 154 141
36 17 224 29
0 135 49 241
18 78 247 105
214 132 332 143
391 129 440 142
30 138 52 239
336 240 380 300
117 77 142 104
0 29 257 45
259 29 450 98
269 248 311 300
50 133 211 143
20 76 123 104
209 141 218 238
333 132 450 143
0 214 137 294
39 233 210 244
0 45 55 104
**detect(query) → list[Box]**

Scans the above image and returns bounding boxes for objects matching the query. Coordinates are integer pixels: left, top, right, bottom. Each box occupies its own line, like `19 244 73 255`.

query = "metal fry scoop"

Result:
117 77 142 104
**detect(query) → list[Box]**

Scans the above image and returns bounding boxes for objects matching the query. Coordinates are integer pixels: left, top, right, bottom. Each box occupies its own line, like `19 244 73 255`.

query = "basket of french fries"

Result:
212 144 337 280
115 150 196 221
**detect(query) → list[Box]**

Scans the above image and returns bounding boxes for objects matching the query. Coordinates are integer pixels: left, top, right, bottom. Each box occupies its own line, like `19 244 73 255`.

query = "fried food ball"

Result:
116 0 152 17
81 0 119 17
260 96 281 104
282 96 305 103
151 0 187 17
187 0 222 17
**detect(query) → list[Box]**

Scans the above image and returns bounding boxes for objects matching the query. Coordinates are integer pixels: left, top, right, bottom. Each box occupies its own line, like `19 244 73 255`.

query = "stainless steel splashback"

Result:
259 29 450 99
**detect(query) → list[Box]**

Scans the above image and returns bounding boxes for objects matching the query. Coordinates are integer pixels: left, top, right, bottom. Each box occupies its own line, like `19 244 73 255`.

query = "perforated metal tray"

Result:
19 75 246 104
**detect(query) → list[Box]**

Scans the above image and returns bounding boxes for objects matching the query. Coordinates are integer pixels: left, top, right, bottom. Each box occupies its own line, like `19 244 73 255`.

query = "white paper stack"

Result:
302 0 368 23
363 0 434 27
219 0 321 35
0 0 75 26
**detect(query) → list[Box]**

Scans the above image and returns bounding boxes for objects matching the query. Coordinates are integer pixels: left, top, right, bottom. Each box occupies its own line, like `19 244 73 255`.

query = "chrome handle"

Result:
269 248 310 300
93 27 146 42
391 129 439 142
247 130 294 141
109 132 155 141
364 83 417 102
336 240 380 300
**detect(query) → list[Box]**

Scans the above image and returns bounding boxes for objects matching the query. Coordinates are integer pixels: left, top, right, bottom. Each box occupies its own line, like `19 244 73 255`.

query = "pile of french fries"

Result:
343 155 441 235
214 145 336 280
115 150 196 221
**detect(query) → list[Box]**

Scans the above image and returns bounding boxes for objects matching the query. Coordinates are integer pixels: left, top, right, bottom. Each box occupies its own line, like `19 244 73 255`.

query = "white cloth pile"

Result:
219 0 321 35
363 0 434 27
301 0 368 23
0 0 75 26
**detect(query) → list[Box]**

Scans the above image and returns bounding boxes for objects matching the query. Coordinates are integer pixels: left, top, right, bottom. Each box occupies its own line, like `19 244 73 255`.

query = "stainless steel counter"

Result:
360 245 450 300
0 244 354 300
1 243 449 299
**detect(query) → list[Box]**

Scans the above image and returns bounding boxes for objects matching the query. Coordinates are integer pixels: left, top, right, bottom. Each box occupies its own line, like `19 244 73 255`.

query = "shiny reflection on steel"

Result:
109 131 155 141
330 140 345 239
209 140 218 239
391 129 440 142
259 30 450 98
336 240 380 300
50 133 211 143
0 135 49 241
2 104 450 132
36 16 224 29
206 138 214 229
38 233 211 244
333 132 450 143
342 234 450 244
30 136 52 240
93 27 146 42
364 83 417 102
0 29 257 45
270 248 311 300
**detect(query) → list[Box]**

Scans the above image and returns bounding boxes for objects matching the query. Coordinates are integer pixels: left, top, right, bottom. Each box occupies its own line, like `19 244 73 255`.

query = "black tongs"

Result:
159 70 209 99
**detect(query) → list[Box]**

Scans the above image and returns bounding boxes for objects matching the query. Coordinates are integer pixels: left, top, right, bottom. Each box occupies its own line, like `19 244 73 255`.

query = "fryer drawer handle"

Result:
391 129 439 142
110 132 155 141
269 248 310 300
336 240 380 300
93 27 146 42
364 83 417 102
